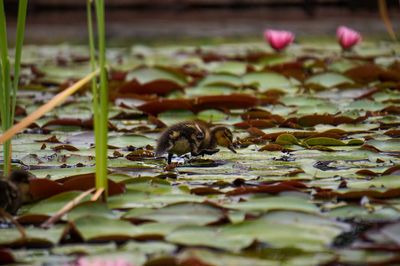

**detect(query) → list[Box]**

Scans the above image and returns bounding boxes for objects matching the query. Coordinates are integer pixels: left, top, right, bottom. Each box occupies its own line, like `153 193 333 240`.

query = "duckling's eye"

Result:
196 131 204 139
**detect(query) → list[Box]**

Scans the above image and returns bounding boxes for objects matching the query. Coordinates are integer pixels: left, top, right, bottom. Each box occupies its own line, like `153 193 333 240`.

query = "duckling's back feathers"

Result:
155 121 206 156
0 178 21 215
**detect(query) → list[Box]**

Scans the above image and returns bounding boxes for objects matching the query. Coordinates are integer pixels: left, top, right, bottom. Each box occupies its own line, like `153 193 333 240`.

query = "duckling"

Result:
0 170 32 215
155 120 236 164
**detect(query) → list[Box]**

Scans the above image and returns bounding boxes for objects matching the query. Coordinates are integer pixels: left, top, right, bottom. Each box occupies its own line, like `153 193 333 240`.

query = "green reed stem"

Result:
86 1 103 195
89 0 108 197
0 0 27 176
11 0 28 123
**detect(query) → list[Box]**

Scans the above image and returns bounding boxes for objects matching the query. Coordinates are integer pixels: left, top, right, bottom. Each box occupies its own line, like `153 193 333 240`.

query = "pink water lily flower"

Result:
75 257 134 266
337 26 362 50
264 30 295 52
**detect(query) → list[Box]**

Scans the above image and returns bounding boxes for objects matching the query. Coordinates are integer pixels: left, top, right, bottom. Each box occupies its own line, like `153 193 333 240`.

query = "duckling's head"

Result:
10 170 32 203
210 126 237 153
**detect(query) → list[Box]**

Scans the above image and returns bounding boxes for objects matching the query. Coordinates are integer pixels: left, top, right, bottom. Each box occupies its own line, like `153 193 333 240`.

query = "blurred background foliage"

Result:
3 0 400 45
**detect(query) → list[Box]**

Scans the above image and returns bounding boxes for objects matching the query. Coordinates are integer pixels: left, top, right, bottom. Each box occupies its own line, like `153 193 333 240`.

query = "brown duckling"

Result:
155 120 236 164
0 170 32 215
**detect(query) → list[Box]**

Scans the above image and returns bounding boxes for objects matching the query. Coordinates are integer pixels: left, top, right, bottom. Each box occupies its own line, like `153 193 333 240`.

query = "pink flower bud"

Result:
264 30 295 52
336 26 362 50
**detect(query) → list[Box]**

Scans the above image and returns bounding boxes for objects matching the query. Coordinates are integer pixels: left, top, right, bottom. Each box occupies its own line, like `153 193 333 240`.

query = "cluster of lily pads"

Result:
1 36 400 265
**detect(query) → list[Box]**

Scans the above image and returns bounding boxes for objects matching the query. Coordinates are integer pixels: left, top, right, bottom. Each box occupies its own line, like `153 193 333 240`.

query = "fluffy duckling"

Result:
0 170 32 215
155 121 236 164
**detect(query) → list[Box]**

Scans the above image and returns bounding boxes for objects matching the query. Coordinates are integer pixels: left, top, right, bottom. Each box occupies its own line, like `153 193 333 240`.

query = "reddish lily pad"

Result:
193 94 258 112
226 181 306 196
0 249 15 264
118 79 184 96
30 175 125 200
137 99 195 115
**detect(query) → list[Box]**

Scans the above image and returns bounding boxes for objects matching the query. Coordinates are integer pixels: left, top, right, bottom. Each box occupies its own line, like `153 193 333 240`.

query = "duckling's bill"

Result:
228 144 237 153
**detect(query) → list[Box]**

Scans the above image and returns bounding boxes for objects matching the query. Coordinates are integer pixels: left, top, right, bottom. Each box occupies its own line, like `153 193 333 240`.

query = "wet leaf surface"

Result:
2 40 400 264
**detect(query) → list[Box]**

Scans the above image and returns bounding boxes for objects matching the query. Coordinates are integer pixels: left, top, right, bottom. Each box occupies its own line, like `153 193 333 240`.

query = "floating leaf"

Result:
137 99 195 116
305 72 353 88
73 215 140 241
107 190 203 209
213 61 248 75
68 202 116 221
197 73 242 87
221 219 336 250
226 181 305 196
166 226 253 252
0 225 65 246
315 187 400 199
123 202 225 226
126 66 187 86
303 137 346 146
51 243 118 256
120 240 177 256
275 133 299 145
118 79 184 96
29 175 125 200
194 94 258 111
243 71 292 91
224 196 318 214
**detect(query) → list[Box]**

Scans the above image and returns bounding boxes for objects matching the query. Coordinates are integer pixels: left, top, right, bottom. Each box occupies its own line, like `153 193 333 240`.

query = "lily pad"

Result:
305 72 353 88
243 71 292 91
126 66 187 86
224 195 319 214
123 202 225 225
166 226 253 252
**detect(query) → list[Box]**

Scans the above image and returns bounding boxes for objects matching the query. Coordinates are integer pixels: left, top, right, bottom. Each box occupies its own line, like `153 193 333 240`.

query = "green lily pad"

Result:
108 134 156 148
123 202 224 225
303 137 346 146
51 243 118 255
21 191 91 216
68 202 116 221
73 215 140 241
0 225 65 246
166 225 253 252
107 190 203 209
327 205 400 221
213 61 248 75
177 248 282 266
224 196 319 214
126 66 187 85
197 73 242 87
125 177 172 194
276 134 299 145
366 139 400 152
348 175 400 189
260 210 350 231
221 219 336 251
29 167 96 180
120 240 177 255
346 99 386 111
243 71 292 91
305 72 353 88
280 96 328 107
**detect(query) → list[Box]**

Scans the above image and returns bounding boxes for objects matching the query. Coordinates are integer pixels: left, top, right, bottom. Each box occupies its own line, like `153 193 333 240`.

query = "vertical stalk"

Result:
93 0 108 197
87 1 102 195
0 0 12 175
11 0 28 122
0 0 27 175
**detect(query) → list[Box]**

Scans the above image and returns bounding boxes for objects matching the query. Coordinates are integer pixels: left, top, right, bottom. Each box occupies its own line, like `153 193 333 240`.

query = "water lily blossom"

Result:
75 257 134 266
336 26 362 50
264 30 295 52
